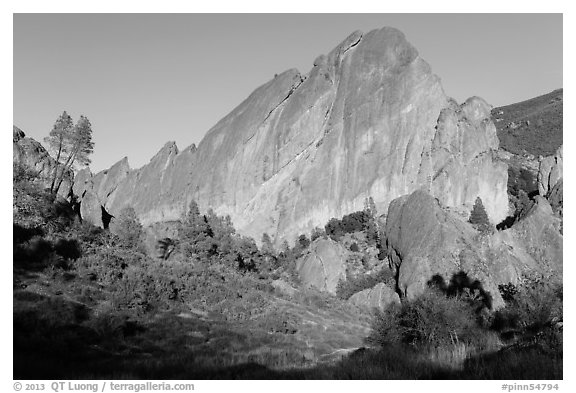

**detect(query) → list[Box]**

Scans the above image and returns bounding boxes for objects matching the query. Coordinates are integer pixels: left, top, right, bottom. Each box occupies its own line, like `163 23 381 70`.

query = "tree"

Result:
110 206 143 249
178 200 217 260
45 112 94 195
469 197 491 233
363 196 377 217
310 227 325 241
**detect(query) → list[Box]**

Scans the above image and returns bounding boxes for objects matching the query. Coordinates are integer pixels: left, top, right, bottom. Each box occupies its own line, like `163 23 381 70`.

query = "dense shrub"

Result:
369 288 488 349
493 277 562 351
325 211 372 240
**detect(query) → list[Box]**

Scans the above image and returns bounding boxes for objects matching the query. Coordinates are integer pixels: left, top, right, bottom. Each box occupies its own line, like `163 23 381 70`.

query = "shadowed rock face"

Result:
73 27 508 243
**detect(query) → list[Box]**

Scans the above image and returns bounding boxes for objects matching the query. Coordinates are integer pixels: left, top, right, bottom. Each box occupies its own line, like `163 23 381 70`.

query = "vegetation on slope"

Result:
493 89 562 157
13 160 562 379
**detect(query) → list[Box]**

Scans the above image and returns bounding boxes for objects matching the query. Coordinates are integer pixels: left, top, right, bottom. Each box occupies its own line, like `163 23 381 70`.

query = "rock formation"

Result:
385 190 562 309
347 283 400 310
74 27 508 244
13 126 73 199
538 145 563 197
295 238 348 294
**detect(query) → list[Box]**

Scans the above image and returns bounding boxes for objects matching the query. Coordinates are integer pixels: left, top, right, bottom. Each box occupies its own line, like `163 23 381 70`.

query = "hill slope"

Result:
493 89 563 156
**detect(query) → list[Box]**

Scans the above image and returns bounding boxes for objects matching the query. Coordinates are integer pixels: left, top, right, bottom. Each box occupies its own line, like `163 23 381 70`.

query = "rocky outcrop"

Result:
296 238 347 294
385 190 562 309
74 27 508 244
72 158 131 226
348 283 400 310
547 180 563 219
508 196 563 272
13 126 73 198
538 145 563 196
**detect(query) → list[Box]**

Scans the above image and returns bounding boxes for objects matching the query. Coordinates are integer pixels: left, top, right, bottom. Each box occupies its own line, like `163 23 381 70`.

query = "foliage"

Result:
469 197 491 233
178 201 217 261
44 111 94 194
110 206 144 250
310 227 325 241
369 288 489 349
325 210 372 241
493 277 562 352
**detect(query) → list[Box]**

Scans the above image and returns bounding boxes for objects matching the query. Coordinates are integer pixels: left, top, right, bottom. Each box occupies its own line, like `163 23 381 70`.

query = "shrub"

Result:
493 277 562 350
369 288 486 349
325 211 373 240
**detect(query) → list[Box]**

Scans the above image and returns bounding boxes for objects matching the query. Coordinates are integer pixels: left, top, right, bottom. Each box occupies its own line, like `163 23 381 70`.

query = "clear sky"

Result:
13 14 562 172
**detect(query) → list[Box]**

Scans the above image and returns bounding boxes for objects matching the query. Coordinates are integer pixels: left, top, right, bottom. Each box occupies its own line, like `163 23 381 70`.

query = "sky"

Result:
13 13 563 172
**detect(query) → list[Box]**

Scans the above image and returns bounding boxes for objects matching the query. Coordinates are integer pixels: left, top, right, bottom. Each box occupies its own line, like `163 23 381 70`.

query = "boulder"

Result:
385 190 562 309
538 145 563 196
296 238 348 294
348 283 400 310
72 27 508 244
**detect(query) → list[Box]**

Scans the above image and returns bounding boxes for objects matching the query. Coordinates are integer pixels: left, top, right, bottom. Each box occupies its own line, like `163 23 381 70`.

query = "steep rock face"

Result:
537 145 563 196
13 126 73 198
347 283 400 310
74 27 508 244
295 238 348 294
72 158 131 226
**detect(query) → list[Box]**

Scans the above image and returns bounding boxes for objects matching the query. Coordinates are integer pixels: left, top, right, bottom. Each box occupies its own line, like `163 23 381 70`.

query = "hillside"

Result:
493 89 563 156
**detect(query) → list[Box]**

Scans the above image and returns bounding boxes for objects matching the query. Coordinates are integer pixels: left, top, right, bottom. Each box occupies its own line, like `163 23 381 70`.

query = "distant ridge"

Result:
492 89 563 157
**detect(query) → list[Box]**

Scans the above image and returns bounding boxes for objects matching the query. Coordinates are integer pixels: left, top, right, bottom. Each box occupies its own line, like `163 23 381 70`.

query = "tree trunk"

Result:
50 141 63 194
53 150 78 196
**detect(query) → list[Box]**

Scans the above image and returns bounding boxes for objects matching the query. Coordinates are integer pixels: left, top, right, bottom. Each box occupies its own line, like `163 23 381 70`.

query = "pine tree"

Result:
45 112 94 195
469 197 491 233
178 200 216 260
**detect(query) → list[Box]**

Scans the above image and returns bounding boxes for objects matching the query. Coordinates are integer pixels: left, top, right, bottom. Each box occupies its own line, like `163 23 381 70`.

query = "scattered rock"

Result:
347 283 400 310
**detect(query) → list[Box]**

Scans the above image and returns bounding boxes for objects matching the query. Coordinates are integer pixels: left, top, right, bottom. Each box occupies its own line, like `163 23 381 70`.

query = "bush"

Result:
369 288 487 349
325 211 373 240
493 277 562 350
